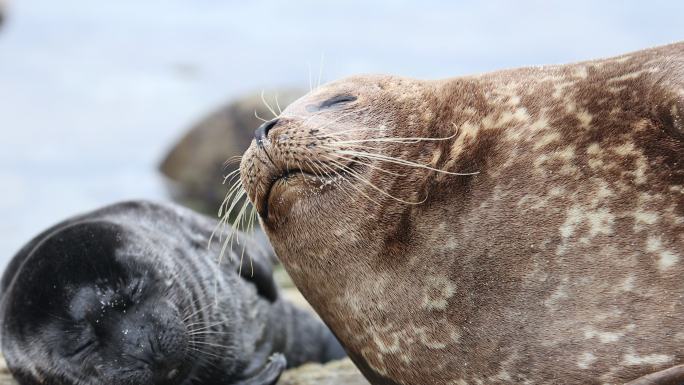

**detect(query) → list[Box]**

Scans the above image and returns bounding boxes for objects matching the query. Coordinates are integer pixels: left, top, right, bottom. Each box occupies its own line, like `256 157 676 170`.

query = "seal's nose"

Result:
255 119 278 146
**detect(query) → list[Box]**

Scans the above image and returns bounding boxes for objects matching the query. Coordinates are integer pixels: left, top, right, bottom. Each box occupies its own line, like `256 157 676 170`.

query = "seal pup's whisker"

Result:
187 330 233 337
182 301 215 323
186 346 225 361
189 340 233 350
185 320 226 332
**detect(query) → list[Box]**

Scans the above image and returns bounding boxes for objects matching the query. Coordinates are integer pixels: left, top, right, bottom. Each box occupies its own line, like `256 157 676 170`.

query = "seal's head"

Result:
240 75 469 264
239 43 684 385
2 221 194 385
0 201 306 385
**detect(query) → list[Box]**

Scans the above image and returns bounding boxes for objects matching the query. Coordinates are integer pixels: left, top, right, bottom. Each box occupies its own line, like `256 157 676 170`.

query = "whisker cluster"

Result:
215 87 479 289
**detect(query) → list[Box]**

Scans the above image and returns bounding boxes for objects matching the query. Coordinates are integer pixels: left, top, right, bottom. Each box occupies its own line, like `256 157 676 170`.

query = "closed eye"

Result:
320 95 357 108
69 339 96 357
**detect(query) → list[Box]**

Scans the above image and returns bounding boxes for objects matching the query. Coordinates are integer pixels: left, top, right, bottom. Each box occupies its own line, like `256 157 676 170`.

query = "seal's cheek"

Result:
265 173 326 227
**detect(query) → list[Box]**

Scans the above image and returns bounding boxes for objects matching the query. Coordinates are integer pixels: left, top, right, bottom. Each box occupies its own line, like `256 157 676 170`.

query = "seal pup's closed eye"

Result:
0 200 345 385
237 42 684 385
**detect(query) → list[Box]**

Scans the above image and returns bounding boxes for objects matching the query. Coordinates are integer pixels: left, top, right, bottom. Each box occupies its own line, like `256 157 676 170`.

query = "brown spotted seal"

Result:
236 42 684 385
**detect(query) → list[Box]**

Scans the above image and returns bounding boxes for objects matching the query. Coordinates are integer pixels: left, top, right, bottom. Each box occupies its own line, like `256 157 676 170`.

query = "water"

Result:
0 0 682 268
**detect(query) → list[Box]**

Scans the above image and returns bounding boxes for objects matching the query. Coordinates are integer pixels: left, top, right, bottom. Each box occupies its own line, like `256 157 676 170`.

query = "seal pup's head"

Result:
0 201 339 385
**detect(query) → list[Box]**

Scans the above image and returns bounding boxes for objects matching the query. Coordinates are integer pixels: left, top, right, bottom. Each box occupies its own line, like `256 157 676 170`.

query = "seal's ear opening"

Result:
234 353 287 385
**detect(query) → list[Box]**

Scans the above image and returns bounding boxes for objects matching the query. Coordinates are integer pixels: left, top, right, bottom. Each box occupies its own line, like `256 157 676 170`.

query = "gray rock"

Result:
0 0 6 30
277 359 370 385
159 89 303 216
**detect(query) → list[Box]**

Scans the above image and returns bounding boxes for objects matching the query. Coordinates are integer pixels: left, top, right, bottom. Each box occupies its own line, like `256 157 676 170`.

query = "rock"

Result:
159 89 303 216
0 357 14 385
0 0 6 30
277 359 370 385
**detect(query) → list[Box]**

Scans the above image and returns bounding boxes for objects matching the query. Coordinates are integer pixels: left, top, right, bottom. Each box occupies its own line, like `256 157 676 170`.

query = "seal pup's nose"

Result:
255 119 278 147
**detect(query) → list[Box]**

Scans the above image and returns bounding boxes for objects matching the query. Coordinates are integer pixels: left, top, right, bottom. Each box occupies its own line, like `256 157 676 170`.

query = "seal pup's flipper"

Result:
624 365 684 385
233 353 287 385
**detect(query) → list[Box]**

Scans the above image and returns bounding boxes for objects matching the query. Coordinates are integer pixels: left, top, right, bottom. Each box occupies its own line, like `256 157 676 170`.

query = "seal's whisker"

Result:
311 159 361 203
260 90 279 119
320 142 389 153
218 179 245 217
275 94 282 115
254 109 268 123
337 149 479 176
307 157 360 204
221 168 242 184
324 152 405 177
304 121 384 137
317 52 325 90
222 156 243 170
331 132 458 145
210 181 245 247
318 155 384 206
322 154 428 205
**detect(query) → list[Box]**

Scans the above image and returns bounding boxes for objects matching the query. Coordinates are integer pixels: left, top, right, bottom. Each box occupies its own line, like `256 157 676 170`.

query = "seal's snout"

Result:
255 118 279 147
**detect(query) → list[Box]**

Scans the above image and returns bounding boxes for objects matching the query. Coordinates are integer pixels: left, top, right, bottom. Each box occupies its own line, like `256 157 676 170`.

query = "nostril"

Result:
255 118 278 145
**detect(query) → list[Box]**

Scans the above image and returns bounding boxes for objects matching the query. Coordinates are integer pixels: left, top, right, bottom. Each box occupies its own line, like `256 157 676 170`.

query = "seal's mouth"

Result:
261 169 314 219
248 156 359 223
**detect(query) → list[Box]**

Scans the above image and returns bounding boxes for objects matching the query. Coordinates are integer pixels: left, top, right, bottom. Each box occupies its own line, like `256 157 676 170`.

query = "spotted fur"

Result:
240 42 684 384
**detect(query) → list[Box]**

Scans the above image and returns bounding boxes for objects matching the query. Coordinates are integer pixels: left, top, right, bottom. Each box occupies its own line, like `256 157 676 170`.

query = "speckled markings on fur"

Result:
240 42 684 385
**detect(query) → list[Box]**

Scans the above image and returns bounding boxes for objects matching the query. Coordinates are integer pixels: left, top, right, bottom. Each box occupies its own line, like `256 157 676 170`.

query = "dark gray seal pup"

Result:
238 42 683 384
0 201 345 385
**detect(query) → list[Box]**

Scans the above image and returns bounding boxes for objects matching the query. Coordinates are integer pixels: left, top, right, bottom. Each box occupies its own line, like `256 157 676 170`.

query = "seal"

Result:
238 42 684 385
0 200 345 385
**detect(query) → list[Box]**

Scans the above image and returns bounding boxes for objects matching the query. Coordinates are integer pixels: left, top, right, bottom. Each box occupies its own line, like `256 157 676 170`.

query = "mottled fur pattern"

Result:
240 42 684 384
0 201 344 385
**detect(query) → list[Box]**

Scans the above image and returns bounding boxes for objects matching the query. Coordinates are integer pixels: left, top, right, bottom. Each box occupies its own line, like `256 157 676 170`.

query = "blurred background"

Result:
1 0 683 269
